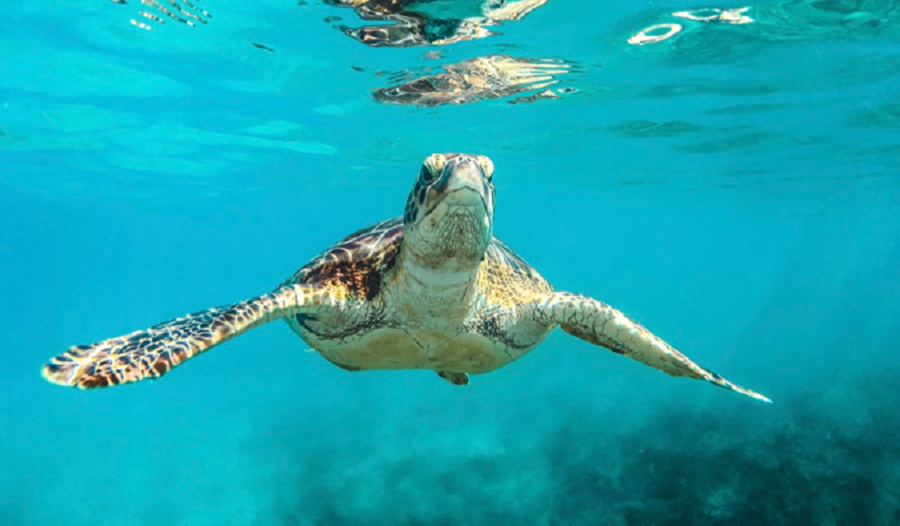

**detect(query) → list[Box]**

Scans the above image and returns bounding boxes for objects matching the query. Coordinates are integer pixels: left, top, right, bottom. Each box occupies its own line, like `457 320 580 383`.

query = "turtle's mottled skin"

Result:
42 153 770 402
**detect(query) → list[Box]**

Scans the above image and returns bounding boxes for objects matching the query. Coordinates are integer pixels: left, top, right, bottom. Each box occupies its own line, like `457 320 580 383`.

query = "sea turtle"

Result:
42 153 770 402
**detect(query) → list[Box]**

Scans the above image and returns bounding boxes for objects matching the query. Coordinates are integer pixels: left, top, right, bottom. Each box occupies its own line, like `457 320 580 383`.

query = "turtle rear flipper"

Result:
42 284 343 389
436 370 469 385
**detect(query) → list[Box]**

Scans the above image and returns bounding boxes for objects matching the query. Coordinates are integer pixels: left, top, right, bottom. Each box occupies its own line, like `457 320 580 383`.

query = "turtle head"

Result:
402 153 495 271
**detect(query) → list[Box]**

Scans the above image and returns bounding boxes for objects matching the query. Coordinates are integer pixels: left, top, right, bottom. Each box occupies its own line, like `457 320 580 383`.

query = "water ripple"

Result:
373 54 579 107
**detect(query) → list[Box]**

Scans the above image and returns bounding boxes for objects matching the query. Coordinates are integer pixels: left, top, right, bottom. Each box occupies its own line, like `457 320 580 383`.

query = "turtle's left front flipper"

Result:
42 284 344 389
532 292 771 403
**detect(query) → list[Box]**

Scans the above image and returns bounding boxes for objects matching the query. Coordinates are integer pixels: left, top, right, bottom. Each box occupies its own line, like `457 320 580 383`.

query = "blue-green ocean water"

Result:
2 0 900 524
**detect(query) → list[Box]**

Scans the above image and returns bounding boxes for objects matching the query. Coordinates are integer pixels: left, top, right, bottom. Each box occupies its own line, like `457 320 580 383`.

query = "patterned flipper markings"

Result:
534 292 771 403
42 285 342 389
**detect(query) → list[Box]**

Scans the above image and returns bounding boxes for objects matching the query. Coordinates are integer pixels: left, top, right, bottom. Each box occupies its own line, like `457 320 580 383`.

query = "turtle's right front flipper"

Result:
42 284 345 389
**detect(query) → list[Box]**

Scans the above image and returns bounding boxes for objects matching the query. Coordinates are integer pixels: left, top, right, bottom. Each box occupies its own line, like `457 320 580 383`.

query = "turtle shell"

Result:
280 217 403 300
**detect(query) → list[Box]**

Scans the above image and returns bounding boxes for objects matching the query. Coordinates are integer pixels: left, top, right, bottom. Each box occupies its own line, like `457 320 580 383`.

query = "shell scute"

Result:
282 217 404 300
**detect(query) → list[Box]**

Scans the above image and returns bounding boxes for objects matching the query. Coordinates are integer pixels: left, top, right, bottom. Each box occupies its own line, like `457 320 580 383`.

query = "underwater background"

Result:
2 0 899 524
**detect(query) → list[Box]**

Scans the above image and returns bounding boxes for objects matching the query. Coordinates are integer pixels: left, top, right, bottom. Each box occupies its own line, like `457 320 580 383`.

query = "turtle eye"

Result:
430 154 446 172
478 156 494 181
421 154 445 184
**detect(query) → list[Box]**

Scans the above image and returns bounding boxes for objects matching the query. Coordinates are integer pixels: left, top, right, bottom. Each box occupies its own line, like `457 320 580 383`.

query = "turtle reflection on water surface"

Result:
374 55 577 107
117 0 211 31
328 0 547 47
42 153 770 404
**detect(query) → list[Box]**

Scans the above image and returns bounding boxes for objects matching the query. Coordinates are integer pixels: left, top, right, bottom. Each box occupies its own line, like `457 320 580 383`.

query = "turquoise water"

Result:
2 0 900 523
